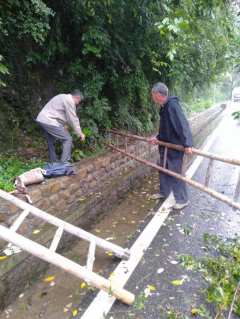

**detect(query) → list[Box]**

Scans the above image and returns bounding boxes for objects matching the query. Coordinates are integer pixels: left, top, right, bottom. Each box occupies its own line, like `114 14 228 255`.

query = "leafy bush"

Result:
0 156 46 191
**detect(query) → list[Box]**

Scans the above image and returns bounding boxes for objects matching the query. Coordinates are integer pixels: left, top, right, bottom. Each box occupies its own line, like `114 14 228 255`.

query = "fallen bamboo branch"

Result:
0 226 135 305
101 129 240 166
0 190 131 261
103 141 240 211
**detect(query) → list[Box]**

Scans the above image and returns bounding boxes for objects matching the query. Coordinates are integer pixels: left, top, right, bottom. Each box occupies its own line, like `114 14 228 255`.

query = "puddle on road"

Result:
0 173 160 319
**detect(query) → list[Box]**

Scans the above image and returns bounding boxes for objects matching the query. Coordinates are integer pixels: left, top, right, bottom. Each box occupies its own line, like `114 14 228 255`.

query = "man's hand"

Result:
64 125 69 133
184 147 193 155
150 137 159 145
80 133 86 141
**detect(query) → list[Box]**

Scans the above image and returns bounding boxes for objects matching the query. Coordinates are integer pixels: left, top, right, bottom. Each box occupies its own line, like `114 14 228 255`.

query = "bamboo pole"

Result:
163 147 168 169
205 159 214 187
10 209 29 232
124 137 127 153
101 129 240 166
148 143 151 161
181 155 188 176
50 226 64 252
86 237 96 271
103 141 240 211
0 190 131 261
0 226 135 305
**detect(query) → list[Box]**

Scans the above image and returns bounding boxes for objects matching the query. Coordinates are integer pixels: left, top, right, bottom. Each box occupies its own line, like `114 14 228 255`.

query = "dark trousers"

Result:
158 156 188 204
37 122 72 164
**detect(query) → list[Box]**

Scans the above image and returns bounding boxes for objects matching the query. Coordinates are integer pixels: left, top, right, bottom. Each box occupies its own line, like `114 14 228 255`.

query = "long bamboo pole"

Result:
103 141 240 211
0 190 131 261
101 129 240 166
0 226 135 305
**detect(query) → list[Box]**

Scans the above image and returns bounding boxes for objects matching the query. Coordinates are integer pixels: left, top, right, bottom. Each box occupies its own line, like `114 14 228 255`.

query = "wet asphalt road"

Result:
74 105 240 319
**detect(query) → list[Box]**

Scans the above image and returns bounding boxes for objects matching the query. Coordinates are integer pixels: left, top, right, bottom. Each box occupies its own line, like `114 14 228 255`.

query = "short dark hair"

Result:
71 89 84 100
152 82 168 96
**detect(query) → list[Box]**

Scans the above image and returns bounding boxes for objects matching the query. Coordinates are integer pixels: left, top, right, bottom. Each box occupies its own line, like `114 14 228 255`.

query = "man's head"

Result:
151 82 168 105
71 89 84 105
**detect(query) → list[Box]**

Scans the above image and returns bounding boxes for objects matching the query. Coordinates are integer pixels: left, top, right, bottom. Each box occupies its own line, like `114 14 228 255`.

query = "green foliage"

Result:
232 111 240 120
179 234 240 318
0 155 46 191
0 0 239 151
135 291 146 312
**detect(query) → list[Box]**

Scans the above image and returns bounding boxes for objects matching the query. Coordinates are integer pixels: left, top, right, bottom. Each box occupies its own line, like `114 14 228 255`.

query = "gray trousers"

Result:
37 122 72 164
158 156 188 204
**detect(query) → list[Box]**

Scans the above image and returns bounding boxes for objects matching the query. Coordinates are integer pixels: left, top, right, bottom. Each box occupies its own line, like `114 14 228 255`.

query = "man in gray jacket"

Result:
36 89 85 166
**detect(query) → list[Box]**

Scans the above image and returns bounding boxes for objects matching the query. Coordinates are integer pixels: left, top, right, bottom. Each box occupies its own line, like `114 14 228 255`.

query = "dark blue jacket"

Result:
156 95 194 159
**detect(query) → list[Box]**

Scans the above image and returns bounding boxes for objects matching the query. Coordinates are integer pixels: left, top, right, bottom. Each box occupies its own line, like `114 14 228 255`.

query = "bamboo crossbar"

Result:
102 129 240 166
0 190 131 261
10 209 29 232
103 141 240 211
0 226 135 305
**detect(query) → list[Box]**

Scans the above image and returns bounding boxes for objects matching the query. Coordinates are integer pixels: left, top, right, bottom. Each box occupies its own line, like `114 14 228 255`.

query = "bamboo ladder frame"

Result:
0 189 135 305
102 129 240 211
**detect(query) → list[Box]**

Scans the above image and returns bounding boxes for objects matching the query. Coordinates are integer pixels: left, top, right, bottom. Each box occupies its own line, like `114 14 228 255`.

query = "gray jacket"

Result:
36 94 82 137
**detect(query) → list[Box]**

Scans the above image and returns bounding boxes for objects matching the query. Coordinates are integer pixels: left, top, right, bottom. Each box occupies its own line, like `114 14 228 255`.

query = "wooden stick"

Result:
103 141 240 211
148 143 151 161
182 155 188 176
0 190 131 261
50 225 64 253
124 137 127 153
0 226 135 305
101 129 240 166
10 209 29 232
163 147 168 169
205 158 214 187
86 237 96 271
135 140 139 157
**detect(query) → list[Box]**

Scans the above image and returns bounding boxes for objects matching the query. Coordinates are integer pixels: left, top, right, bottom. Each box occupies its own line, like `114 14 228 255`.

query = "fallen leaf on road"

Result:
133 211 138 213
81 283 86 288
141 205 145 207
0 256 7 260
44 276 55 282
108 253 113 256
95 229 101 233
148 285 155 290
131 221 135 223
157 268 164 274
50 281 55 286
144 287 151 298
172 280 183 285
73 310 78 316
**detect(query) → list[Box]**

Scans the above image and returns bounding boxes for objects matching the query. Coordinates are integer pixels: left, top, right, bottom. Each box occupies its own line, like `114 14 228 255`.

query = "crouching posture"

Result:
36 89 85 166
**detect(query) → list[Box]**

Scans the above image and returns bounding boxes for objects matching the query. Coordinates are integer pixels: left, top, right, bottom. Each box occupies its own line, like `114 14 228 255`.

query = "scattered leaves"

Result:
44 276 55 282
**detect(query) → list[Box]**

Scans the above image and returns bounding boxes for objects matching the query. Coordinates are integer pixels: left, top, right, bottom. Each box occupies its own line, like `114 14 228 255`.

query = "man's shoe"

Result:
149 193 165 200
172 202 188 210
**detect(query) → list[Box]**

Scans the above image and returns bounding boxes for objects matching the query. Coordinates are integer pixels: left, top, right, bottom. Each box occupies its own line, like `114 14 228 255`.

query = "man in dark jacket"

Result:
150 82 194 210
